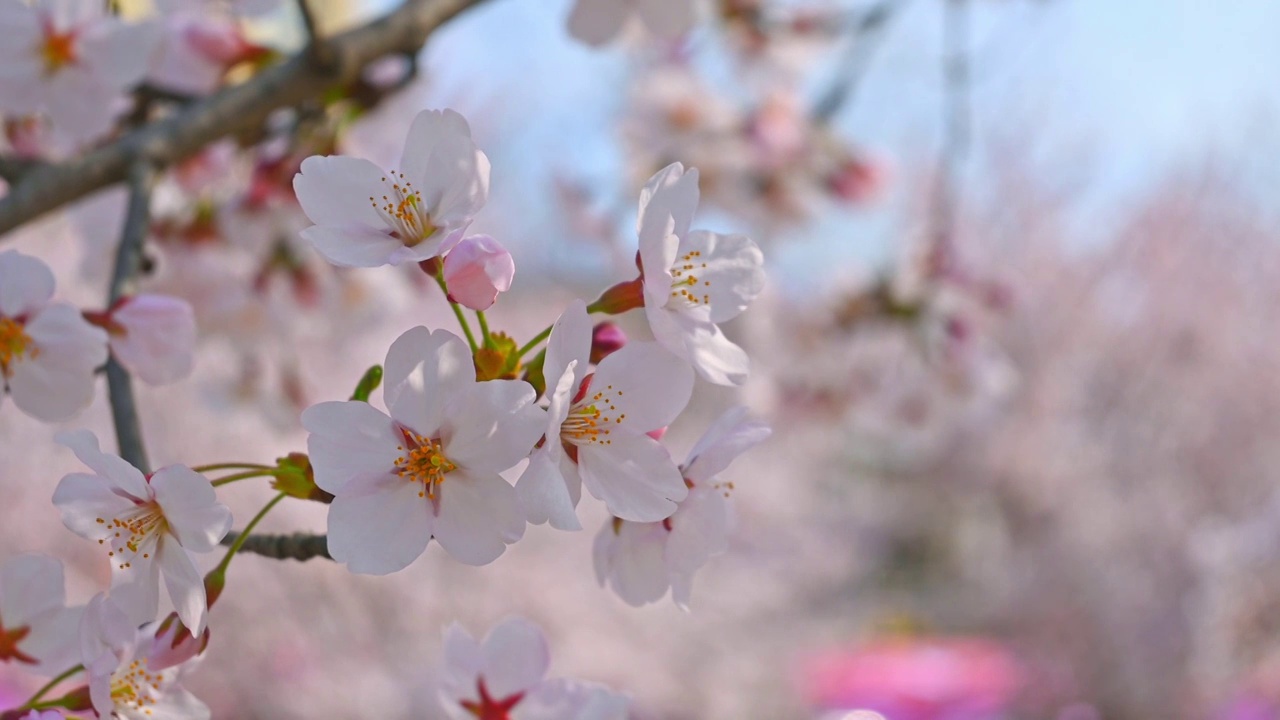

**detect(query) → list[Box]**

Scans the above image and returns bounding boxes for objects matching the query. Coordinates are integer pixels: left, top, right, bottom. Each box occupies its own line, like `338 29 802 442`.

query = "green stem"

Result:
212 493 288 576
23 664 83 707
476 311 493 348
433 271 478 352
211 470 276 487
515 324 553 360
192 463 273 474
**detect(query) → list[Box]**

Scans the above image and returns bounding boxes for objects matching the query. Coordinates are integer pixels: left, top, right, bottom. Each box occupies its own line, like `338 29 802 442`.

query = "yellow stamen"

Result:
0 317 37 377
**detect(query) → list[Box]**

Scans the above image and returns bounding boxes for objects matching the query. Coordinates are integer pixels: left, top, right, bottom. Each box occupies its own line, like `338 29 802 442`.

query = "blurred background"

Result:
4 0 1280 718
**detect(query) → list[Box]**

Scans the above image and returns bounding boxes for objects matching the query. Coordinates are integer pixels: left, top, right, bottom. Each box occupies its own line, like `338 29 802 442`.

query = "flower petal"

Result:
432 470 524 566
51 472 136 539
55 429 149 500
300 224 406 268
588 341 692 432
156 536 207 635
22 605 82 674
637 162 698 259
567 0 628 46
543 300 590 401
645 304 749 386
594 520 669 606
676 230 765 323
439 622 482 706
515 445 581 531
293 155 387 229
10 304 108 422
382 326 474 436
0 250 54 317
109 294 197 386
0 554 64 626
301 401 402 494
635 0 696 39
683 406 771 483
442 380 543 475
398 108 473 188
150 466 232 553
480 617 550 699
578 434 687 522
326 470 433 575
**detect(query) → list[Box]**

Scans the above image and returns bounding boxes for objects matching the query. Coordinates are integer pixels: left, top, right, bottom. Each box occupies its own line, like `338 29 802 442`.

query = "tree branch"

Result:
0 0 490 237
105 160 155 472
220 532 332 562
811 0 912 123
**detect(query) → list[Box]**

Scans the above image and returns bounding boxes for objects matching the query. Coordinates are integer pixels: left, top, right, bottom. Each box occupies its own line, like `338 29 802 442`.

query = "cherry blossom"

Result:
0 0 158 145
0 555 82 674
148 12 265 96
0 250 108 422
594 406 769 607
439 618 627 720
517 300 692 530
302 326 544 573
567 0 696 47
83 603 210 720
51 431 233 635
442 235 515 311
636 163 765 386
94 294 198 386
292 109 490 268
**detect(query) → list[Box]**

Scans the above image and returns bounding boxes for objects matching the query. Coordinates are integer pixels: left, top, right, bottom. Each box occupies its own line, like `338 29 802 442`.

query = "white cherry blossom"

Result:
568 0 696 47
517 300 692 530
594 406 769 607
636 163 766 386
0 0 158 145
0 554 82 674
439 618 627 720
0 250 108 422
302 327 544 573
52 431 233 635
293 109 490 268
101 294 198 386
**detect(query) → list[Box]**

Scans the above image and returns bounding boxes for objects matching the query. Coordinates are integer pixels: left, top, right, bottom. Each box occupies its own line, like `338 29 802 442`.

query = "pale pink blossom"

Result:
0 555 82 674
636 163 765 386
0 250 108 422
302 327 544 572
148 13 263 96
439 618 627 720
0 0 158 145
442 235 514 311
101 294 197 386
593 406 769 607
517 300 692 530
293 109 490 268
567 0 697 46
52 431 233 635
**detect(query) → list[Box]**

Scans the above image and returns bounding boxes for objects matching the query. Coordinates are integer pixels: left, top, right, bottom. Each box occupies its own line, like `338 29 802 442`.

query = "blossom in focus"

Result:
442 235 515 311
636 163 765 386
0 555 82 674
517 300 692 530
567 0 696 47
303 327 544 572
95 294 198 386
293 109 490 268
0 0 158 144
52 431 233 634
439 618 627 720
798 637 1024 720
84 602 210 720
593 406 769 607
0 250 108 421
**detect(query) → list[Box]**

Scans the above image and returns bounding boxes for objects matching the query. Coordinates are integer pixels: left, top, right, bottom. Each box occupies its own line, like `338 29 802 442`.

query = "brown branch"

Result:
811 0 912 122
220 532 332 562
0 0 491 237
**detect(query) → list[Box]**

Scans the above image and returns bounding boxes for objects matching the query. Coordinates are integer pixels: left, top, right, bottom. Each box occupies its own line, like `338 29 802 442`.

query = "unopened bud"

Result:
590 322 627 364
586 278 645 315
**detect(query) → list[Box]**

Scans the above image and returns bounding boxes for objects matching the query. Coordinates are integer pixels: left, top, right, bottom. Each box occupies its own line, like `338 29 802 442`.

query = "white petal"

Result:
480 617 549 699
293 155 387 229
637 162 698 257
442 380 543 474
516 445 581 531
109 559 161 627
0 554 65 626
676 230 765 323
422 135 490 231
22 605 82 674
51 472 136 539
578 435 687 522
666 487 730 575
635 0 697 39
326 471 433 575
109 294 196 386
432 470 524 566
542 300 590 401
81 18 160 89
566 0 629 46
10 304 108 422
439 622 482 705
587 341 692 432
301 401 402 494
382 326 473 437
140 685 211 720
599 521 670 606
645 305 749 386
684 406 771 482
156 536 207 635
0 250 54 317
399 108 473 188
43 67 123 143
80 592 133 670
300 224 406 268
150 466 231 553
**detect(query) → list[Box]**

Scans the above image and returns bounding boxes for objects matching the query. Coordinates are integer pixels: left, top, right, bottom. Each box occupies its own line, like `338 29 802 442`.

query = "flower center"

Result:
369 172 436 247
396 430 456 499
561 381 625 447
0 316 37 378
95 502 167 571
40 29 78 75
460 678 523 720
668 249 710 308
0 616 36 665
110 658 165 712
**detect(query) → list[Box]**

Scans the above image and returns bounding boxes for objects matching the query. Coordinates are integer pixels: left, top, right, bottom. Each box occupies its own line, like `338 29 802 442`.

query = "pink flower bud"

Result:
442 235 514 311
109 294 197 386
589 322 627 364
828 155 885 204
146 612 208 672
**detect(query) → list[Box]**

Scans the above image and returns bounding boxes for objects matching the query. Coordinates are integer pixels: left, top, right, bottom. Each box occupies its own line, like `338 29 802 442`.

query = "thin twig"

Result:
811 0 911 123
105 160 155 472
296 0 335 68
220 532 332 562
929 0 970 264
0 0 491 237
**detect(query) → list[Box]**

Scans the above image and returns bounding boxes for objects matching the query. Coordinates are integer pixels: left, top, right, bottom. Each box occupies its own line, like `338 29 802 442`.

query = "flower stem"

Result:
211 470 277 487
212 493 288 577
515 324 553 360
193 463 273 474
476 311 493 348
22 664 83 707
432 271 478 352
